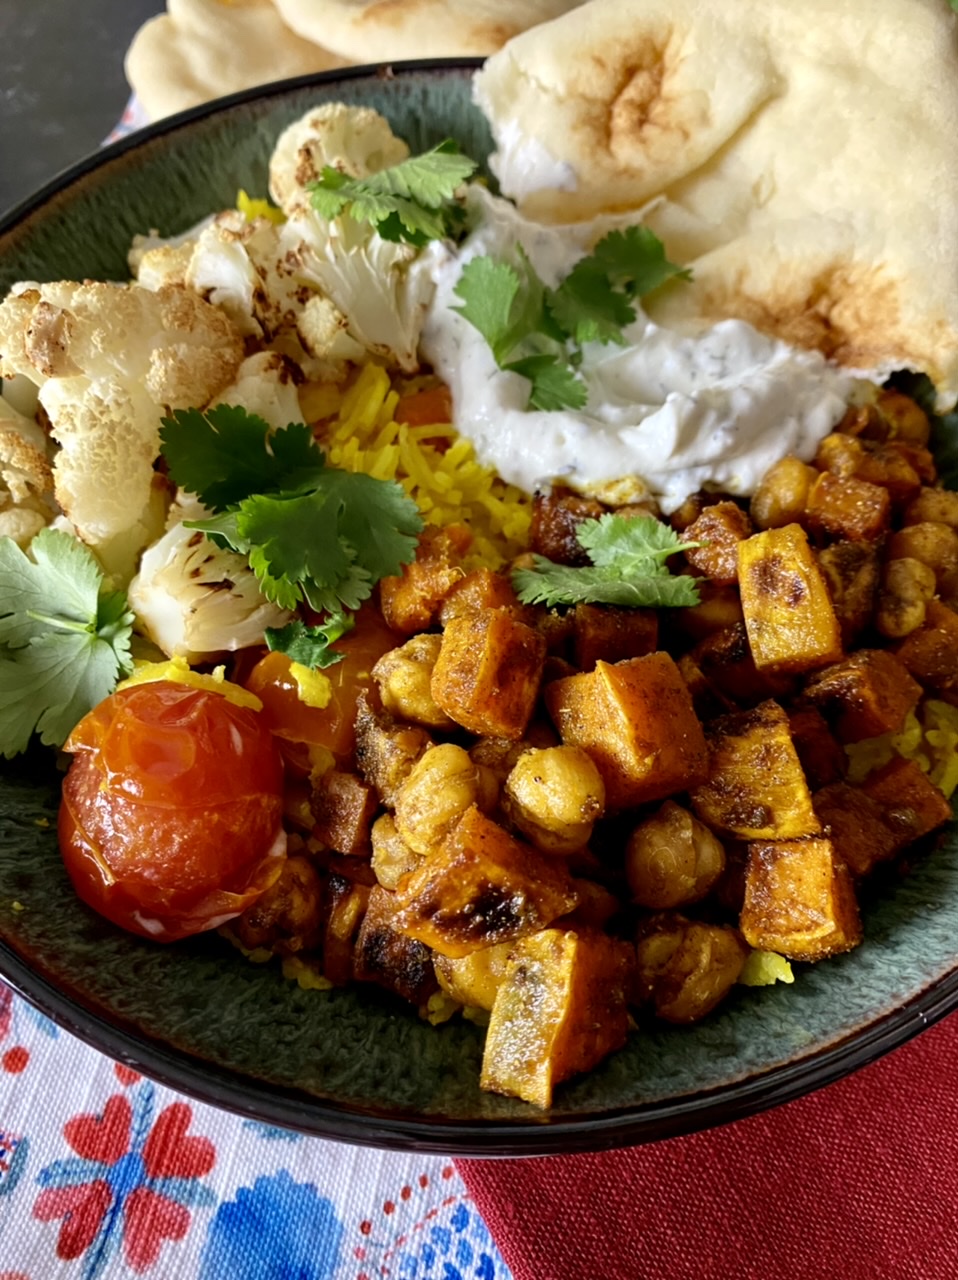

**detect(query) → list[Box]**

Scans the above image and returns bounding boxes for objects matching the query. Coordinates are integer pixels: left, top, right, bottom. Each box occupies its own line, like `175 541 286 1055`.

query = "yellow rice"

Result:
303 363 532 569
845 698 958 799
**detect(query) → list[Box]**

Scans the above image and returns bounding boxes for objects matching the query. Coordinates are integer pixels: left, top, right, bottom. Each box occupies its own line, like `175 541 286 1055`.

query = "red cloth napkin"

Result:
458 1010 958 1280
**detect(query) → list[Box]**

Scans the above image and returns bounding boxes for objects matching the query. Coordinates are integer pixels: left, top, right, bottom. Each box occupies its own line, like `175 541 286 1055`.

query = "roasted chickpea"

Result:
876 557 938 638
749 455 817 529
635 915 749 1023
372 634 456 729
394 742 486 856
502 745 605 855
370 813 421 890
231 855 323 957
887 521 958 588
903 487 958 529
625 800 725 909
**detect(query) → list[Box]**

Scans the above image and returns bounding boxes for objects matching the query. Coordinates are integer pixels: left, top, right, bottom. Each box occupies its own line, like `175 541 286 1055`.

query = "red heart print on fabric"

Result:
63 1096 132 1166
141 1103 215 1180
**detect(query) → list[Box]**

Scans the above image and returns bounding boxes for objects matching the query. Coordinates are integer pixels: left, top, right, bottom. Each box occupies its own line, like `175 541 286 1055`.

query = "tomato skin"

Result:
58 682 286 943
245 602 402 759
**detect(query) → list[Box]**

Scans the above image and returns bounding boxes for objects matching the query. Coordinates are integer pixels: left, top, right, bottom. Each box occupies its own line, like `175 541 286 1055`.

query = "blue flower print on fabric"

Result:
199 1169 344 1280
386 1199 507 1279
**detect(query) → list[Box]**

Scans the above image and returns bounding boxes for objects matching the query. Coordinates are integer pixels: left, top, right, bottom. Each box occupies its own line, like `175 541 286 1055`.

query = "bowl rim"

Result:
1 58 957 1157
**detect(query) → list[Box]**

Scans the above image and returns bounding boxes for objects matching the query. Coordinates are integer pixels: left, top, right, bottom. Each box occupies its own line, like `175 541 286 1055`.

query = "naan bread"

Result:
125 0 348 122
274 0 586 60
475 0 958 408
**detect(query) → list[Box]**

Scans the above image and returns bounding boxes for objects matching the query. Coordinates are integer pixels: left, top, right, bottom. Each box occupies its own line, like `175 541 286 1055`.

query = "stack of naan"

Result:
124 0 586 121
474 0 958 409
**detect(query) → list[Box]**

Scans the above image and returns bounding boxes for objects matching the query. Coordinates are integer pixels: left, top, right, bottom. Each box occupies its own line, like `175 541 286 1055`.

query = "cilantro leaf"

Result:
511 514 701 609
309 140 477 245
161 408 326 511
511 560 702 608
548 260 637 346
265 616 354 669
452 253 549 365
165 404 424 622
586 226 693 298
0 530 134 756
504 355 587 412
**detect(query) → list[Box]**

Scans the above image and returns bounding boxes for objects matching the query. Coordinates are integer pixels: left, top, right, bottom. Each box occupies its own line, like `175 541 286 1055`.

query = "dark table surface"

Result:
1 0 162 218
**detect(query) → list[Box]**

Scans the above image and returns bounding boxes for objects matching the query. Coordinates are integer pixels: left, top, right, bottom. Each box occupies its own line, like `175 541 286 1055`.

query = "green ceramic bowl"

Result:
1 62 957 1156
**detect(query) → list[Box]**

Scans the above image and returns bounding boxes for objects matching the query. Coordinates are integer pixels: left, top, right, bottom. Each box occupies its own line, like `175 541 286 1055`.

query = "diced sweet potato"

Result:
894 599 958 702
683 500 753 584
740 837 863 960
738 524 843 674
232 855 323 957
480 928 633 1108
322 874 371 986
571 603 658 670
859 756 953 851
805 471 892 542
672 581 745 641
634 914 748 1023
802 649 922 743
817 540 880 646
353 885 439 1006
675 653 735 721
814 432 923 507
811 782 899 877
393 805 579 957
438 567 521 625
431 608 546 739
379 524 472 634
433 942 514 1011
545 652 708 809
311 769 379 856
690 699 820 840
691 623 795 706
354 691 432 808
530 487 606 564
787 707 847 790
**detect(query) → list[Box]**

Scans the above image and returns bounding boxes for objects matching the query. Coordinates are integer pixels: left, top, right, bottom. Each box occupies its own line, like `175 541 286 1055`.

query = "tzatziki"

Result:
421 187 864 513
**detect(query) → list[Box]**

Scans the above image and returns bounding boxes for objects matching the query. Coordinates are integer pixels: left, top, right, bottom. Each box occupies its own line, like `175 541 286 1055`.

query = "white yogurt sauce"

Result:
421 187 864 513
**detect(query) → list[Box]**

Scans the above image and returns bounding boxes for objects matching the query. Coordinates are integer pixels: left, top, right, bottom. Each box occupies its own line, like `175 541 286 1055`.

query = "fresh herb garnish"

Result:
0 529 134 756
160 405 423 625
511 513 703 608
309 140 477 245
453 225 691 411
265 615 355 669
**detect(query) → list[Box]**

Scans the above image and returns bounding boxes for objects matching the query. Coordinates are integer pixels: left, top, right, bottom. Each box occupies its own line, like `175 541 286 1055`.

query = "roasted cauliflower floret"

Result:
268 103 409 217
0 394 53 546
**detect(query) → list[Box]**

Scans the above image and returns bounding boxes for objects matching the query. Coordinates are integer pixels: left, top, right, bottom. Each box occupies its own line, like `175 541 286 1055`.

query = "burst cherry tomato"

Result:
58 681 286 942
245 602 402 760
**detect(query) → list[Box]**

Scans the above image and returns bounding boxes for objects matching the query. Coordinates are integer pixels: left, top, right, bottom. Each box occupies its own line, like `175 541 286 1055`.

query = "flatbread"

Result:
125 0 348 122
274 0 586 60
475 0 958 409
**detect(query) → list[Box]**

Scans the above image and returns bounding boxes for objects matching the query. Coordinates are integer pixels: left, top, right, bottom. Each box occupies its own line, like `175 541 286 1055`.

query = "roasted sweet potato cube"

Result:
815 432 923 507
683 501 753 584
379 524 472 634
738 524 843 674
431 608 546 739
433 941 514 1011
812 782 899 877
690 699 820 840
895 600 958 702
692 623 795 706
480 928 633 1108
817 540 880 647
545 653 708 809
353 885 438 1006
805 471 891 542
672 581 745 641
675 653 735 721
393 805 579 957
634 915 748 1023
572 603 658 670
802 650 922 743
232 855 323 957
740 837 863 961
859 756 953 851
875 387 932 445
311 769 379 856
322 874 371 986
530 487 606 564
787 707 847 790
438 567 521 625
